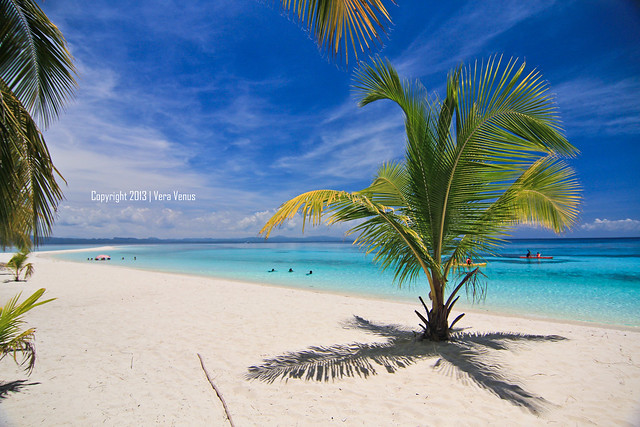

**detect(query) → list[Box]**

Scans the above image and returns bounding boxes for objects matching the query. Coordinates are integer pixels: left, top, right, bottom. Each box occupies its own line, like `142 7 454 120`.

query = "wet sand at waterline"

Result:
0 254 639 425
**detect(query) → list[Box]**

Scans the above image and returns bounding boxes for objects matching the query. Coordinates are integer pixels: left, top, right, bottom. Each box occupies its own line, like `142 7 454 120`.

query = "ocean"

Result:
46 238 640 327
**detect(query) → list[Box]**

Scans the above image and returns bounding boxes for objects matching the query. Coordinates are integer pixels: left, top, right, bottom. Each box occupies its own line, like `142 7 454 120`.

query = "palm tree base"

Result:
415 297 465 342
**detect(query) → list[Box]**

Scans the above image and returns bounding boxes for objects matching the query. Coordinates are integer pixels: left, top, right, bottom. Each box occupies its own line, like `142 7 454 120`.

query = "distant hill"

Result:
40 235 353 245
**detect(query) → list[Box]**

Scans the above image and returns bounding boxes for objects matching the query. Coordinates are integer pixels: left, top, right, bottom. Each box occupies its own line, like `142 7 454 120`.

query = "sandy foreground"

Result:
0 253 639 426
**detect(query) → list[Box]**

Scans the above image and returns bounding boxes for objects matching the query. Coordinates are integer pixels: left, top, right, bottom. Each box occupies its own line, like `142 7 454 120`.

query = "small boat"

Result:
519 256 553 259
455 262 487 267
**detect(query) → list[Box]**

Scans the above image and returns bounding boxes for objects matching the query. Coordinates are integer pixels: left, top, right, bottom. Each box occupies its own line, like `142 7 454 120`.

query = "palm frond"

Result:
0 288 54 373
0 0 77 127
358 161 408 207
259 189 354 237
348 210 431 286
278 0 395 64
0 82 64 247
509 156 581 232
456 56 577 160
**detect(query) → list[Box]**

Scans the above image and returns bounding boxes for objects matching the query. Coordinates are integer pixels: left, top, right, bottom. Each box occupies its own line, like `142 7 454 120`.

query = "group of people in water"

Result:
269 268 313 275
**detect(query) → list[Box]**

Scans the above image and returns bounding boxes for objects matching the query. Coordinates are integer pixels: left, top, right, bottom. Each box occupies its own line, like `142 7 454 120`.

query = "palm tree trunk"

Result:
415 276 451 341
427 305 451 341
416 269 476 341
415 300 450 341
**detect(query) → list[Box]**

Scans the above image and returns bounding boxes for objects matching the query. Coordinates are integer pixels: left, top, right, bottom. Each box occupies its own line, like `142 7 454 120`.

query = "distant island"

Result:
38 235 639 246
39 235 354 245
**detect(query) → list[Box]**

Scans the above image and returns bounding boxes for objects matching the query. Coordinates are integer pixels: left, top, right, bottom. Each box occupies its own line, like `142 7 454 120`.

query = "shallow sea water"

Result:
48 238 640 327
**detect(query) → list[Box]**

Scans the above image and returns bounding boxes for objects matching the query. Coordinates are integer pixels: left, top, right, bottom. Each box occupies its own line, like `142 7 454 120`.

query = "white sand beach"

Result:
1 253 639 426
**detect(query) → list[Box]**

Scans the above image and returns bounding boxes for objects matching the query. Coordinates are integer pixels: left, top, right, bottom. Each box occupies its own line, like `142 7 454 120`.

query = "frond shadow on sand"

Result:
247 316 566 414
0 380 40 399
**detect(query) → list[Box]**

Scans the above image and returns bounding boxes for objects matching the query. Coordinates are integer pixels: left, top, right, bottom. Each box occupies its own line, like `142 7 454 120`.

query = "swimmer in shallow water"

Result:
306 270 313 275
288 268 293 272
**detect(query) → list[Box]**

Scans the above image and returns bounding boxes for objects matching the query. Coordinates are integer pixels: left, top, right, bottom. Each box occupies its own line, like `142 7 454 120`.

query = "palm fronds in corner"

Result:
0 288 54 373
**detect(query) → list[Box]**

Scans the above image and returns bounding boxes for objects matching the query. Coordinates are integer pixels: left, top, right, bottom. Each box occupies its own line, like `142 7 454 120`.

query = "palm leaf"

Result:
0 288 54 373
0 0 77 128
278 0 395 64
0 82 64 246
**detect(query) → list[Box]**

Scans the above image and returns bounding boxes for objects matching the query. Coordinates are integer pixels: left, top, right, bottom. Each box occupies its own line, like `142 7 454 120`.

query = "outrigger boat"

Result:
455 262 487 267
520 256 553 259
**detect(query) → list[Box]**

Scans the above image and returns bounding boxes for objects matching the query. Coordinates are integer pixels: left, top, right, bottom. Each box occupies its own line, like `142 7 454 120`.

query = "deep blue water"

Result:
46 238 640 327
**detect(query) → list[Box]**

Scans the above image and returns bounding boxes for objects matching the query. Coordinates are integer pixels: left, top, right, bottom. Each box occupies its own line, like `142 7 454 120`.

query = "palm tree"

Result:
261 57 581 341
0 288 54 373
6 249 34 282
0 0 77 248
277 0 395 64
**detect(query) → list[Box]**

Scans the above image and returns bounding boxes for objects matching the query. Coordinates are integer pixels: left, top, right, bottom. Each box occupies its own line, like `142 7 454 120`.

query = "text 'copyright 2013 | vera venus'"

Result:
90 190 197 203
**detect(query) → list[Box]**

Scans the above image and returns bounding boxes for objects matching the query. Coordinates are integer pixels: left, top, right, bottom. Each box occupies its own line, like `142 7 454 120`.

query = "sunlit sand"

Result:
1 254 638 425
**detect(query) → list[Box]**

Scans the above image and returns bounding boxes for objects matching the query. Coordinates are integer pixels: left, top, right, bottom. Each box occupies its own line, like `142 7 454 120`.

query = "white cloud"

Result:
154 208 183 228
193 210 293 234
116 207 150 225
56 206 107 228
581 218 640 232
235 210 278 230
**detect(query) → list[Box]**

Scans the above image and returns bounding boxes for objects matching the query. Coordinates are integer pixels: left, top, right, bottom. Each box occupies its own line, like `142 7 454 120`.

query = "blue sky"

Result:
40 0 640 239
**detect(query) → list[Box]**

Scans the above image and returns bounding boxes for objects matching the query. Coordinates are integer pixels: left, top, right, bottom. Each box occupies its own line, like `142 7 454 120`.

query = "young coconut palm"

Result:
7 249 34 281
0 288 54 373
261 57 581 341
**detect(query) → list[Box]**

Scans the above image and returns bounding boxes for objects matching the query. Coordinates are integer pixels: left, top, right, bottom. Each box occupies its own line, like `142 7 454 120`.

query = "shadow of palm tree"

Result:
0 380 40 399
247 316 566 414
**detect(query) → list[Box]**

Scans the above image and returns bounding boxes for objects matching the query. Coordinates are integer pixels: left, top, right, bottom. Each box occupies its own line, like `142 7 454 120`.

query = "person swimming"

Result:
288 268 294 272
268 268 275 272
306 270 313 275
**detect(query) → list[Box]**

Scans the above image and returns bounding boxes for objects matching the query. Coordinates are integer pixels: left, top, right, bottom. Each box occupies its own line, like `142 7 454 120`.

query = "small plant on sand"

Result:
7 249 34 282
0 288 54 373
261 57 580 341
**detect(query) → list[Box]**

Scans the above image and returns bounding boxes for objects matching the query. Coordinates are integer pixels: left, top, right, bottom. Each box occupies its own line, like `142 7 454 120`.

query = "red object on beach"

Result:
519 256 553 259
95 254 111 260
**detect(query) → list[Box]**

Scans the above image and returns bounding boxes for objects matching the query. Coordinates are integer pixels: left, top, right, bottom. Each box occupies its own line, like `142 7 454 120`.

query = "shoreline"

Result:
37 250 640 332
0 256 639 425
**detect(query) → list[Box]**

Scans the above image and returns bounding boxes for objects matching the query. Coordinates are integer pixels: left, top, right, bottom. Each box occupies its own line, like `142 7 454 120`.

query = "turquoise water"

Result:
48 238 640 327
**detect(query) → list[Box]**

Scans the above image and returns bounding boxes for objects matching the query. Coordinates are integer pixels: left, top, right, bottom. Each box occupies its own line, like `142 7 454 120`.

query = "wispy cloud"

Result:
555 77 640 136
273 100 405 182
581 218 640 232
393 1 556 78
